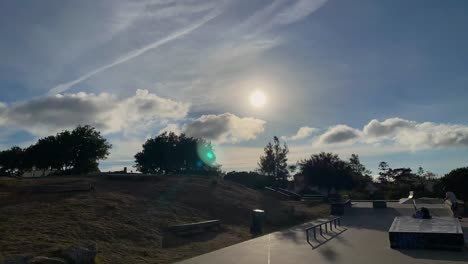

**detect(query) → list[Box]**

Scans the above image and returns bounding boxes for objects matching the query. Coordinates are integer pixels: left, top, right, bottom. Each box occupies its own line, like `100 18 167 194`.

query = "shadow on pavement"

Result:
320 247 338 261
274 226 303 244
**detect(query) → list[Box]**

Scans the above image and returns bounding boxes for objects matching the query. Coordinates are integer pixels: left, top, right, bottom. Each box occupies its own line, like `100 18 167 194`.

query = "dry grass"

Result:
0 175 328 263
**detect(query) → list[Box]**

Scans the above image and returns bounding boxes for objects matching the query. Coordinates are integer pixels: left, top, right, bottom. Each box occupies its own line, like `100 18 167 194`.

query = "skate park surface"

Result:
178 202 468 264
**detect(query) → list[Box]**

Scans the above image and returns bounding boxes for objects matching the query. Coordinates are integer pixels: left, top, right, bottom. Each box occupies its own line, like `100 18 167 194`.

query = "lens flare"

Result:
197 141 216 166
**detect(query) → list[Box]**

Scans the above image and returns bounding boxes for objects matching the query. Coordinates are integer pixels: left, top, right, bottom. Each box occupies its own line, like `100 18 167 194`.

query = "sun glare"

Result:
249 90 267 108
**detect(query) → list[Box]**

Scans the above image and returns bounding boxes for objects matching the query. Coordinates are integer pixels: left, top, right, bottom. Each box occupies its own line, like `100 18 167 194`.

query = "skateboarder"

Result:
444 188 461 219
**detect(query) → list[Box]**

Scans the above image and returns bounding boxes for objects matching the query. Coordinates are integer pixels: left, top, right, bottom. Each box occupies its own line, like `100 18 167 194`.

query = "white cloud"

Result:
123 89 188 121
363 118 416 139
390 121 468 149
0 89 189 136
318 125 361 144
314 118 468 150
184 113 266 144
282 126 317 140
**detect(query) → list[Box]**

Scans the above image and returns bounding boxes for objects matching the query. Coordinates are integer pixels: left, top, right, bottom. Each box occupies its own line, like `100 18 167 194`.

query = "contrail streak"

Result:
47 8 223 96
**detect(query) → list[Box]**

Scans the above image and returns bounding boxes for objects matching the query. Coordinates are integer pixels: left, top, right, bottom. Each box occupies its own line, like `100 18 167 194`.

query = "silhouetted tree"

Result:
134 132 219 175
0 146 25 176
1 125 110 175
440 167 468 201
377 161 391 184
23 134 68 173
375 162 439 199
417 166 425 177
348 154 373 191
297 152 355 195
258 136 289 187
67 125 111 174
348 154 372 178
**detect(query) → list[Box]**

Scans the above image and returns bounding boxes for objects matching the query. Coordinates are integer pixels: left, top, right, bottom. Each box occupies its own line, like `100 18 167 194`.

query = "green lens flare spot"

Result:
196 142 216 167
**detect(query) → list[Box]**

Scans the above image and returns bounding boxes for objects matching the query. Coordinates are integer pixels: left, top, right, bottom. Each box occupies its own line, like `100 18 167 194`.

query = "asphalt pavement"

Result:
178 202 468 264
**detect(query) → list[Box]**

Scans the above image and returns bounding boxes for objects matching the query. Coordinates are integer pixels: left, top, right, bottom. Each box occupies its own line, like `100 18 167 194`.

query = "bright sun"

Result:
249 90 267 108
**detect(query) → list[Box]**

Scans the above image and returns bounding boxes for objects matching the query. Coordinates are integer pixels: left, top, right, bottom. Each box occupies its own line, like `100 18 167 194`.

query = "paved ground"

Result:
178 202 468 264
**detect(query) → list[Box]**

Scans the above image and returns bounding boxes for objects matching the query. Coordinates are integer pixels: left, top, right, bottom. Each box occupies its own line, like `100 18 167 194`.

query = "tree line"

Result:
0 125 111 176
253 136 372 195
1 126 467 202
226 136 468 202
0 127 220 176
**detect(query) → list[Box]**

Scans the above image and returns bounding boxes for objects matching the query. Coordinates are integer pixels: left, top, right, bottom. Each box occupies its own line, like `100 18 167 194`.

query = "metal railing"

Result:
306 217 346 248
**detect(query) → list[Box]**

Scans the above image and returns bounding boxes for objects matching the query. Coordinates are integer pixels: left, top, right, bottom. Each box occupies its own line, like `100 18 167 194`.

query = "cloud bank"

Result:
184 113 266 144
315 118 468 149
0 92 267 146
0 89 189 136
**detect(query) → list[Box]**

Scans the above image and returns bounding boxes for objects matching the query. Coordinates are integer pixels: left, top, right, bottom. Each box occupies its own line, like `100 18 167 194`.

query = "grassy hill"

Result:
0 175 328 264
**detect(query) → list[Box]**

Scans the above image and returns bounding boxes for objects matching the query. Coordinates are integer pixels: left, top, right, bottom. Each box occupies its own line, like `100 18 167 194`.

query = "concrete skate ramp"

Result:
178 202 467 264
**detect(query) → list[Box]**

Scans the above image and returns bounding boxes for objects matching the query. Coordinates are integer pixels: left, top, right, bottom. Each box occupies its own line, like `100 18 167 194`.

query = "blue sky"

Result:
1 0 468 175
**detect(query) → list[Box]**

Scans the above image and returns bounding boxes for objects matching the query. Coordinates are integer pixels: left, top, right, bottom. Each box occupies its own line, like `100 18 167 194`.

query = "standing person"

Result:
444 188 461 219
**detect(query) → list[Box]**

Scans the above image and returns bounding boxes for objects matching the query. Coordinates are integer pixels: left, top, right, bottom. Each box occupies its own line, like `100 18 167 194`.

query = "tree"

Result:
417 166 425 177
0 125 110 176
68 125 111 174
134 132 218 175
348 154 372 177
258 136 289 187
0 146 25 176
22 125 110 175
377 161 391 184
390 168 414 184
23 135 67 173
348 154 373 190
375 162 436 199
297 152 355 195
440 167 468 201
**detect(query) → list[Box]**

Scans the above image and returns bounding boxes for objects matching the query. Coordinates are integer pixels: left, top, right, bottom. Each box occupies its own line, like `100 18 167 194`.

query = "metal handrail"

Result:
306 217 343 244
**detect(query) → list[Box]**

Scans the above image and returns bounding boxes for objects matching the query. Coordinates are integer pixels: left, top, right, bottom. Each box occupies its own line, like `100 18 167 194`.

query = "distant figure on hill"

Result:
444 188 461 219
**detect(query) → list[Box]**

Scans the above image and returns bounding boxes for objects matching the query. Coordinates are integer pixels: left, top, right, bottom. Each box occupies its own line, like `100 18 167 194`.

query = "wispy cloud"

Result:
235 0 328 39
47 5 224 95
